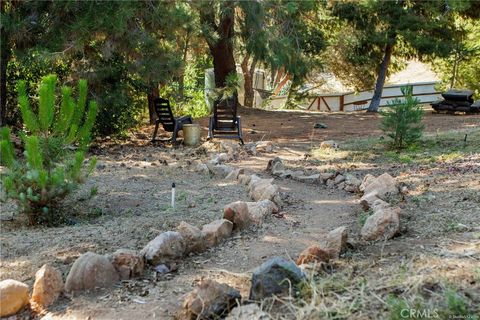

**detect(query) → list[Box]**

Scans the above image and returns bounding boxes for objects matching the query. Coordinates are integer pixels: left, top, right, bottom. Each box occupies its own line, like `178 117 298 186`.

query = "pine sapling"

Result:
0 75 98 225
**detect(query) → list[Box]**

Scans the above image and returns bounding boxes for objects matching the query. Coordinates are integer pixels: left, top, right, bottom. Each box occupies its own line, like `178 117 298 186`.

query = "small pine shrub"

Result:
380 85 424 150
0 75 98 225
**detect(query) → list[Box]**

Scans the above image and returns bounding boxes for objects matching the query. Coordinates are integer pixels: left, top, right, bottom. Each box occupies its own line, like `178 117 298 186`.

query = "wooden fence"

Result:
304 81 441 112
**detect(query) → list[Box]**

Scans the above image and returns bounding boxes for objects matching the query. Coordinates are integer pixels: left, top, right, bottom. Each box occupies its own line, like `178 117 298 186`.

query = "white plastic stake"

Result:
171 182 176 209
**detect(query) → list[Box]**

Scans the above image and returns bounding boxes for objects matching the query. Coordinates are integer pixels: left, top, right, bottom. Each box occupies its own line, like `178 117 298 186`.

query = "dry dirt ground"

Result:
1 108 479 319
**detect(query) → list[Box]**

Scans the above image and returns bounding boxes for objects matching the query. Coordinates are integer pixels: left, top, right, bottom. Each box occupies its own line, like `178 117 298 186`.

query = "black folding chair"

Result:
151 97 192 143
207 93 244 144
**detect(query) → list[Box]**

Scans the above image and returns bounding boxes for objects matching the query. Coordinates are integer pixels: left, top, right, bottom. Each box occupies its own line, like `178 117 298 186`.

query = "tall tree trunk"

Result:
0 2 9 127
450 50 459 89
241 54 257 107
200 1 236 89
178 32 190 99
147 85 159 124
367 42 394 113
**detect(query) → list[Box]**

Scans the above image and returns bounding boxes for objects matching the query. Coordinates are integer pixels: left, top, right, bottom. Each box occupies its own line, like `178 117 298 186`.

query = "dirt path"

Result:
0 145 359 319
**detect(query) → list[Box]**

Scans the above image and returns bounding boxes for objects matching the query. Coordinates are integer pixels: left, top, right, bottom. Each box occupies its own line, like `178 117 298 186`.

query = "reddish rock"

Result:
31 264 63 309
202 219 233 247
223 201 252 230
109 249 144 280
177 222 206 254
296 246 331 265
175 279 241 320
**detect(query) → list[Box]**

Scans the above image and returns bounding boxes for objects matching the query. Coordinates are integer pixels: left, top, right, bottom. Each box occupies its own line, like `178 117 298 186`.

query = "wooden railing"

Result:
304 82 441 112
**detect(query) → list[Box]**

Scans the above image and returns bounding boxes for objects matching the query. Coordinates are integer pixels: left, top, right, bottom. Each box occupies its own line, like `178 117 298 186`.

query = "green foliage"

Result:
380 86 424 150
433 15 480 98
0 75 97 225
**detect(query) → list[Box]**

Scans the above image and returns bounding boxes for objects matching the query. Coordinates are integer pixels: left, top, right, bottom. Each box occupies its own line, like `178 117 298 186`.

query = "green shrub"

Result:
380 85 424 150
0 75 98 225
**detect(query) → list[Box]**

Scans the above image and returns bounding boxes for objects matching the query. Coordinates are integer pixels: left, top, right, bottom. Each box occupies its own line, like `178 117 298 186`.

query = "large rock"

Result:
109 249 144 280
362 173 399 200
0 279 29 317
249 257 305 300
177 222 206 254
361 207 401 241
296 246 330 265
65 252 119 292
248 177 282 206
176 279 241 320
202 219 233 247
325 226 348 259
225 304 269 320
31 264 63 309
246 200 278 224
140 231 186 265
223 201 252 230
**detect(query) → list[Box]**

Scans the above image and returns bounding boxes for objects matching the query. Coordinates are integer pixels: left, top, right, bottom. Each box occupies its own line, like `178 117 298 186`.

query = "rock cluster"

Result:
358 173 402 241
265 157 362 193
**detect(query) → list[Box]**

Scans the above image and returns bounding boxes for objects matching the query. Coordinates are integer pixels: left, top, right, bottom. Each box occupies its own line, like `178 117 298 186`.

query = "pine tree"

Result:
0 75 97 225
380 85 424 150
328 1 457 112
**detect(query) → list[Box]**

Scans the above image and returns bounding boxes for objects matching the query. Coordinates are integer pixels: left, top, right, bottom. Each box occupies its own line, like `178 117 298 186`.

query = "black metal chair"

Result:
151 97 192 143
207 93 244 144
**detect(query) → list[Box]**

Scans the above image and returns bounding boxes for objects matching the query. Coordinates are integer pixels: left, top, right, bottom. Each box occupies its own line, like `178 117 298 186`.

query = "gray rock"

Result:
334 174 345 184
249 257 305 300
320 172 335 182
361 207 401 241
266 157 285 175
293 174 321 184
326 179 336 188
